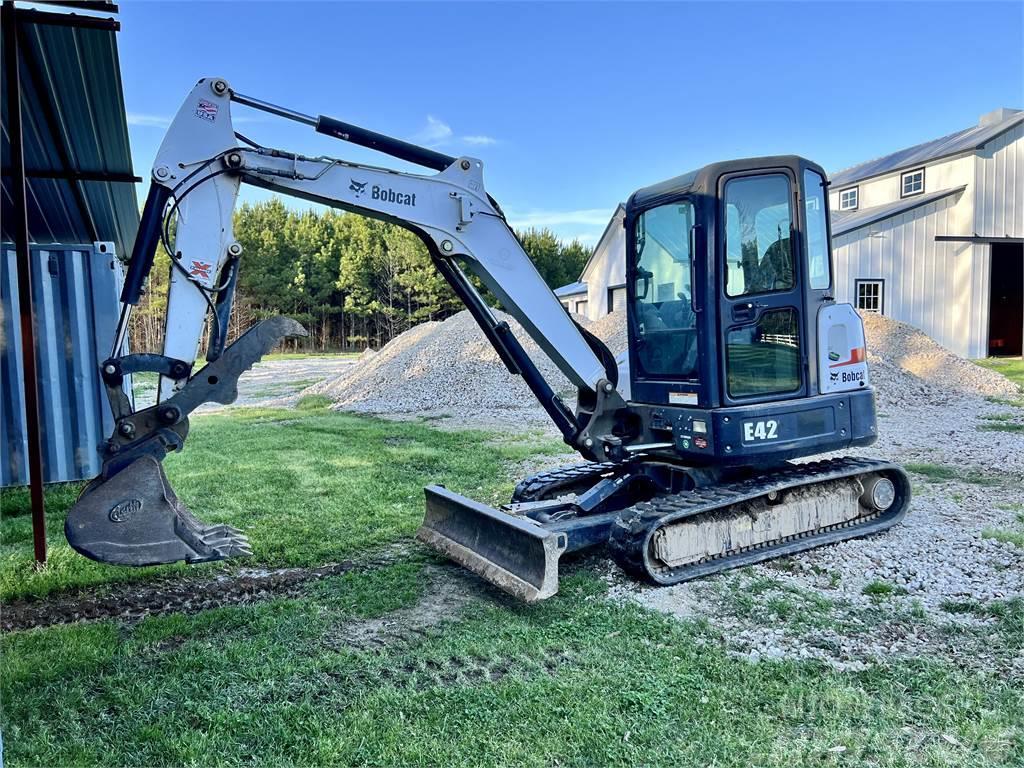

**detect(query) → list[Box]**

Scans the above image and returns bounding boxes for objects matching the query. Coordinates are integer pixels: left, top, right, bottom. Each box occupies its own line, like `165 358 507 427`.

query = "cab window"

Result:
724 174 794 297
803 169 831 290
633 201 698 379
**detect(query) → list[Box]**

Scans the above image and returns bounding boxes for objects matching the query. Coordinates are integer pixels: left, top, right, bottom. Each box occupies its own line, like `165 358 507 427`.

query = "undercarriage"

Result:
419 457 910 601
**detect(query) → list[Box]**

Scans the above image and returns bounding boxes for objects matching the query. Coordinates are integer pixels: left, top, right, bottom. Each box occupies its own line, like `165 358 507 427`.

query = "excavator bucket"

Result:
418 485 568 602
64 316 307 566
65 455 252 566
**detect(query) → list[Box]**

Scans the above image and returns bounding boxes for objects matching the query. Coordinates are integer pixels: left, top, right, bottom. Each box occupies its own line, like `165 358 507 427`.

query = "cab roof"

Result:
626 155 823 219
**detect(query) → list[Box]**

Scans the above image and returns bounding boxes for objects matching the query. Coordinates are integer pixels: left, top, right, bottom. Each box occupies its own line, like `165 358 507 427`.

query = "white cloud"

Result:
127 112 171 128
413 115 454 147
412 117 499 148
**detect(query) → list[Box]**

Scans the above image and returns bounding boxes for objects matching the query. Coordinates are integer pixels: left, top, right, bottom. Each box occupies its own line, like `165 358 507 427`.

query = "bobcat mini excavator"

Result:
66 78 911 601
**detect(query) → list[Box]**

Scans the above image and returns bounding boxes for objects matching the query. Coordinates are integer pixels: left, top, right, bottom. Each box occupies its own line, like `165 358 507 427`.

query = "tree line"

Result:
129 198 591 353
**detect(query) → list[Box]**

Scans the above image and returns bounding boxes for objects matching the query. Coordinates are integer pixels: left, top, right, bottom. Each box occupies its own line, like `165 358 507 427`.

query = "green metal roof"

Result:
1 4 139 258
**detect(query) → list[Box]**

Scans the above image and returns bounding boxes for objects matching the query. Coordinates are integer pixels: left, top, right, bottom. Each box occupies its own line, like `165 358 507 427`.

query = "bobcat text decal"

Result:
349 179 416 206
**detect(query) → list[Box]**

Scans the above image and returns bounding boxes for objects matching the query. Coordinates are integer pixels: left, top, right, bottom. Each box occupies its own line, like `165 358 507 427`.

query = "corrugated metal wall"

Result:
831 190 990 359
1 243 124 487
975 123 1024 238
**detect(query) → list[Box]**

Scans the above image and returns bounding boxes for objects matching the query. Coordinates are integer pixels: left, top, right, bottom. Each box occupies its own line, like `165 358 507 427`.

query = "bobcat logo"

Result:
109 498 143 523
349 179 367 197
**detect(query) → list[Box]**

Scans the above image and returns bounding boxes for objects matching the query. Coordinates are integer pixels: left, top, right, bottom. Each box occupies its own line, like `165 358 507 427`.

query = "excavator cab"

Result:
619 156 878 466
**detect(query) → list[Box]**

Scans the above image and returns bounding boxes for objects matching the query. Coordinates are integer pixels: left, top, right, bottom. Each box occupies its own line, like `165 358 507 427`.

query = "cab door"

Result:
717 169 807 405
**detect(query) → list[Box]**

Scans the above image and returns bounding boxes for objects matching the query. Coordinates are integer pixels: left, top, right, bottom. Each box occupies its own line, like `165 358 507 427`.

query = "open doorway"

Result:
988 243 1023 356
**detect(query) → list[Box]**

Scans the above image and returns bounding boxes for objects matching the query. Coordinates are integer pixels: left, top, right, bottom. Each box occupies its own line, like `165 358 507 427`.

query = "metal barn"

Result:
829 108 1023 359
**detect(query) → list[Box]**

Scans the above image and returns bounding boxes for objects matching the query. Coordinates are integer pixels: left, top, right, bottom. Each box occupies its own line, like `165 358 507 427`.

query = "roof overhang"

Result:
554 280 588 298
1 1 139 257
935 235 1023 244
831 186 966 237
578 203 625 281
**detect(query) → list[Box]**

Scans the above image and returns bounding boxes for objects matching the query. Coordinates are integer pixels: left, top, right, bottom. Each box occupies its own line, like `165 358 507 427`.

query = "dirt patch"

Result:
325 566 481 651
1 561 366 632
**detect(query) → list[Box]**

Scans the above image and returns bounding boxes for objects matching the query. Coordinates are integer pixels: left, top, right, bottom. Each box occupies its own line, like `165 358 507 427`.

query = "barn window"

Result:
607 285 626 313
839 187 858 211
855 279 884 314
901 168 924 197
574 299 588 315
560 300 570 311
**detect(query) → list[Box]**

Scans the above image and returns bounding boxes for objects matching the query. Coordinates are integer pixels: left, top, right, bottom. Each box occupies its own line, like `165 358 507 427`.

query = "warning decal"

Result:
189 260 213 279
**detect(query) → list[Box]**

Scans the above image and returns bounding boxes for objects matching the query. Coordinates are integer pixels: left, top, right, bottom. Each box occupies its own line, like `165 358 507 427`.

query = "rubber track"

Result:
608 456 910 585
512 462 619 503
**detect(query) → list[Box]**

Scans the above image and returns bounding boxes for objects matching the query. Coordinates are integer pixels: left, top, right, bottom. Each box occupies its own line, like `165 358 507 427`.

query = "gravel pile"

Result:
305 310 573 418
863 312 1018 398
308 306 1017 421
588 310 628 356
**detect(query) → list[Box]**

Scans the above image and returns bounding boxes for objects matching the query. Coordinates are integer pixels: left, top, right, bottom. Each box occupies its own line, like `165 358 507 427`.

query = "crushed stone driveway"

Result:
134 355 357 412
200 356 357 411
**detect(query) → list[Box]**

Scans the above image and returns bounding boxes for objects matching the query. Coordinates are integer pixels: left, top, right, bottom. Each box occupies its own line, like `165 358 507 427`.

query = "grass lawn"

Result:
0 407 562 600
976 357 1024 392
2 408 1022 766
3 564 1021 767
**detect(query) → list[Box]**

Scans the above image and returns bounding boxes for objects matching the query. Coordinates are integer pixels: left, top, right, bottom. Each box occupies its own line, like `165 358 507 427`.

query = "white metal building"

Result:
830 107 1023 358
555 204 625 320
556 107 1023 358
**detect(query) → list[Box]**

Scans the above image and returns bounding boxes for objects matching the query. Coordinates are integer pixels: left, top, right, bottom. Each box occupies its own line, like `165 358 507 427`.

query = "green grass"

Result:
904 463 1002 487
0 409 563 601
2 410 1023 766
862 580 907 599
726 574 834 620
976 357 1024 392
2 569 1021 767
977 411 1024 433
982 528 1024 548
261 351 362 362
979 421 1024 433
296 394 334 410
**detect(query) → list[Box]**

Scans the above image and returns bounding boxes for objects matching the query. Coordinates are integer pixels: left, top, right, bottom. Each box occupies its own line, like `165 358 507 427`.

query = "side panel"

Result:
1 243 126 486
817 303 869 394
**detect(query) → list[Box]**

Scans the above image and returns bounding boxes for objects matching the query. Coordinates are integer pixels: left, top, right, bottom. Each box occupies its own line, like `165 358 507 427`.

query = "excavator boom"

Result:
66 77 624 570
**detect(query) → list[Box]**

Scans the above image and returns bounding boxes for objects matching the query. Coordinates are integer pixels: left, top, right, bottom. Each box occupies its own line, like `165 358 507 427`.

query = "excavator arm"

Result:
66 77 625 569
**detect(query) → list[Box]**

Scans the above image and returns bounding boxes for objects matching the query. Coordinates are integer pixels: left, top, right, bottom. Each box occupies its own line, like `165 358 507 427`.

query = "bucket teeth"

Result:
65 455 251 567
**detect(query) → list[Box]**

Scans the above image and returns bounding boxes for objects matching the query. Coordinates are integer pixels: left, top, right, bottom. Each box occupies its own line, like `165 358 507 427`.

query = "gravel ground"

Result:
609 390 1024 673
264 311 1024 671
133 355 356 412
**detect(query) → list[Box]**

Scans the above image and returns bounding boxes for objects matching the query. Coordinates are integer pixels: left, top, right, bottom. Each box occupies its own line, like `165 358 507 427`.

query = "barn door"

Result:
988 243 1023 356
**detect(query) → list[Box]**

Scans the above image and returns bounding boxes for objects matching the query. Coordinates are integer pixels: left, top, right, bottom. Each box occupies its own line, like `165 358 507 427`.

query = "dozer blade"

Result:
65 455 252 566
418 485 568 602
